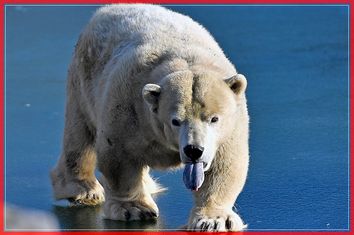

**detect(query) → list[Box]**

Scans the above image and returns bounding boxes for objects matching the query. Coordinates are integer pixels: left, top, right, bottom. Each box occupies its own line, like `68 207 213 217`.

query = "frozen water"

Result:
5 5 349 231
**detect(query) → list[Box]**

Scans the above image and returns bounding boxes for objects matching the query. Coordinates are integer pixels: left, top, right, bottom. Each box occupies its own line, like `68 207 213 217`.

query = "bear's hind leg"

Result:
50 100 104 206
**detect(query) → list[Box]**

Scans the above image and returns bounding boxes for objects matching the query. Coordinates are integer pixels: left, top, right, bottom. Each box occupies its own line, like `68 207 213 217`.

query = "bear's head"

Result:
142 69 247 191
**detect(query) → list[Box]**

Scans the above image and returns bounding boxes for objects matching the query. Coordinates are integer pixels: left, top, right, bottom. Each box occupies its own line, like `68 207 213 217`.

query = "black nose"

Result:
183 145 204 161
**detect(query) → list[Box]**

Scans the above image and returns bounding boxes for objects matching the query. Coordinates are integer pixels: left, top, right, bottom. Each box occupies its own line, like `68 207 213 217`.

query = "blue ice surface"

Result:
5 5 349 231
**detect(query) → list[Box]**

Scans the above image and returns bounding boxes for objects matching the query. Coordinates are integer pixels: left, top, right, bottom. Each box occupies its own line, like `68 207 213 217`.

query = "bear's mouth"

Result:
183 162 205 191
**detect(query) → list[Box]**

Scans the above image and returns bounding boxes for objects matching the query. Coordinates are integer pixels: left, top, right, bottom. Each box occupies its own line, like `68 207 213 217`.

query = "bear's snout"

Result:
183 145 204 162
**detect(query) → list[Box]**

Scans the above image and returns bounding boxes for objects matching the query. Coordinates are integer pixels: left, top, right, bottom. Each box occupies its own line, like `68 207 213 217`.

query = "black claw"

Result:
200 222 206 231
124 211 131 221
214 221 219 230
226 218 232 230
151 211 158 218
203 223 211 231
201 222 210 231
229 220 234 229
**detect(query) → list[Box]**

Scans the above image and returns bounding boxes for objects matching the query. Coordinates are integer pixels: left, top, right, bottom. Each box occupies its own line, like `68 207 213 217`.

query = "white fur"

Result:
51 4 249 232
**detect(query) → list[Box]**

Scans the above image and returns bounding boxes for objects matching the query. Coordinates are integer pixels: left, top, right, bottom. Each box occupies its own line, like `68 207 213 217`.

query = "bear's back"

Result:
74 4 234 77
89 4 221 51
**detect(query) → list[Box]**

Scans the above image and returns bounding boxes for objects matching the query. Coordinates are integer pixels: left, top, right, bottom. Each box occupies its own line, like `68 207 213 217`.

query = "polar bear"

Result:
50 4 249 232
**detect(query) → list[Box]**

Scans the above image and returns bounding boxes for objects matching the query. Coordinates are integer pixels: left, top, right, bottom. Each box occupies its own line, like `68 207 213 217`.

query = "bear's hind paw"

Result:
53 177 105 206
68 184 105 206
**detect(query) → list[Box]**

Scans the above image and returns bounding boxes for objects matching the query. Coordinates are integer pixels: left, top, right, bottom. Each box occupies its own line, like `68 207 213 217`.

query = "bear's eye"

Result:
210 116 219 123
172 119 181 126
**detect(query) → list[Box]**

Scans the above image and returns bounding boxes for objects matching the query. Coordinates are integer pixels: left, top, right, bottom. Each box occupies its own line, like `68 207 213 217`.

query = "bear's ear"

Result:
224 74 247 95
142 84 161 113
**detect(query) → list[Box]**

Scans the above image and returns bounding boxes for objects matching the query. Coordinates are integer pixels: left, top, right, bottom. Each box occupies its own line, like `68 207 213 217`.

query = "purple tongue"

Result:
183 162 205 191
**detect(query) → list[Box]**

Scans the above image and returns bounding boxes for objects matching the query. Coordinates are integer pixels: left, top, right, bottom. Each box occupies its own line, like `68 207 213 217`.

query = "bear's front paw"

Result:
188 208 247 232
103 199 159 221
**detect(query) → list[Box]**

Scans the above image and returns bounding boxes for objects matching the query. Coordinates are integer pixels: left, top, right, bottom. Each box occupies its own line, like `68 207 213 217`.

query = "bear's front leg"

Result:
187 148 249 232
98 153 159 221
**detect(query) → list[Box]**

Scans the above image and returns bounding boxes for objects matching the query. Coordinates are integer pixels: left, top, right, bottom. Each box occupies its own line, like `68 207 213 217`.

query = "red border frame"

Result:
0 1 352 235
